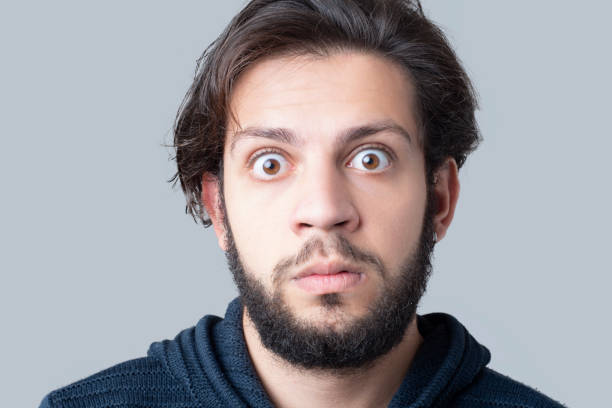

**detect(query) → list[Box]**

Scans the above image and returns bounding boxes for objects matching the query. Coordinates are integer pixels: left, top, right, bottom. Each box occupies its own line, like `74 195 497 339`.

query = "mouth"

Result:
292 260 365 295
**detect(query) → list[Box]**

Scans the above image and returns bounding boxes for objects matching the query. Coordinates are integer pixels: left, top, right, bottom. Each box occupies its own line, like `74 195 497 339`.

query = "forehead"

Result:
226 51 420 149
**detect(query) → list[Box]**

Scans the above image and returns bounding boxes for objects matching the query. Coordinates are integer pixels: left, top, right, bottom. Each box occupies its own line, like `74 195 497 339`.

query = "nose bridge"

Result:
290 156 359 233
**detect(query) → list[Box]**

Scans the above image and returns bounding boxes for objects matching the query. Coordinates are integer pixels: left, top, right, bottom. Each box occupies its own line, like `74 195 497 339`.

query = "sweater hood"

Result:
148 298 490 408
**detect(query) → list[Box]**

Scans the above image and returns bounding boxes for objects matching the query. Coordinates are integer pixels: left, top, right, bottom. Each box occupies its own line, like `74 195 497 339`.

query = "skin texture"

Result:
202 52 460 408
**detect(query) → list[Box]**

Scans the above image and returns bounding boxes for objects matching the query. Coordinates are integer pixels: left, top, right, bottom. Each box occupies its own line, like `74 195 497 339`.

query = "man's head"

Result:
172 0 479 371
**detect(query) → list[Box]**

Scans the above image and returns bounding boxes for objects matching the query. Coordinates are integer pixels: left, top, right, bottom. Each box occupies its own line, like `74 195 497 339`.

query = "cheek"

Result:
354 175 427 268
224 178 291 278
388 196 425 251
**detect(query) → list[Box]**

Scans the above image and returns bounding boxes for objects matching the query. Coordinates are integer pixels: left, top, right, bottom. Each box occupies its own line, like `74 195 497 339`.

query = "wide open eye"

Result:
347 148 391 172
251 152 290 180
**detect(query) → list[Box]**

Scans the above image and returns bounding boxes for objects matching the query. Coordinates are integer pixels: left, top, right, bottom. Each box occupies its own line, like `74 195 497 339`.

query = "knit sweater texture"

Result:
40 298 565 407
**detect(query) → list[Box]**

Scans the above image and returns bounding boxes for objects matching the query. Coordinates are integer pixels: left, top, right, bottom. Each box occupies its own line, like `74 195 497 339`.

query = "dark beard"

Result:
221 191 436 371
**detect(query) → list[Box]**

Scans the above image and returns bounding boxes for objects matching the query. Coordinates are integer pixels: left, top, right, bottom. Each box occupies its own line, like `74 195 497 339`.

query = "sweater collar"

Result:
389 312 491 407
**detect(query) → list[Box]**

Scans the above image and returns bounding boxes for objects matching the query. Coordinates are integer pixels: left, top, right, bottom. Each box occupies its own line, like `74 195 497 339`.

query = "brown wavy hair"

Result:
171 0 480 227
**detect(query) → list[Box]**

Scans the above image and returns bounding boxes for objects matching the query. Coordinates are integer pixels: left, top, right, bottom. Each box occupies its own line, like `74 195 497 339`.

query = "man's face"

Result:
212 52 435 368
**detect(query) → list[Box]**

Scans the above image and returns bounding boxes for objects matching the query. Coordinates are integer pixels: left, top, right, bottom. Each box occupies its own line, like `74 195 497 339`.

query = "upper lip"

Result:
293 259 362 280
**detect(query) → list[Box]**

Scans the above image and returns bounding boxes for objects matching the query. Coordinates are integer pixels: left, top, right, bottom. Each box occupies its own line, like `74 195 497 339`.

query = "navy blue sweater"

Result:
40 299 565 407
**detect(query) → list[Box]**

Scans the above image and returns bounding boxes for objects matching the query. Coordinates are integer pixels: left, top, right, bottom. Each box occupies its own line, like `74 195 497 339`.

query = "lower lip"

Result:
294 271 363 294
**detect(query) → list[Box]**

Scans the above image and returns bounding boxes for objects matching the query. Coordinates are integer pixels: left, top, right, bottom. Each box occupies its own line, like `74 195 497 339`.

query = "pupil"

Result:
362 154 379 169
263 159 279 174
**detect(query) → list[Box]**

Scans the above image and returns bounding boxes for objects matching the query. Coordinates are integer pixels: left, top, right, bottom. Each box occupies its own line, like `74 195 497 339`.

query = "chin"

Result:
296 312 354 333
289 293 371 329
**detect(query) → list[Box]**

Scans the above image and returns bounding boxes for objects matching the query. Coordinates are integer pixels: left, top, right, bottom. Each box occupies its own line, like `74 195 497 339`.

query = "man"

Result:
41 0 565 407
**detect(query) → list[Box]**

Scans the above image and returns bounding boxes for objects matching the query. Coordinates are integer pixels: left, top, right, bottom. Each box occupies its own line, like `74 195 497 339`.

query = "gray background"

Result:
1 1 610 406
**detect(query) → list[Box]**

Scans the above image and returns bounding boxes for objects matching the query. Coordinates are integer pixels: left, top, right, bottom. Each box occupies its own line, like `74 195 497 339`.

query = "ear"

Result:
431 158 460 242
201 173 228 251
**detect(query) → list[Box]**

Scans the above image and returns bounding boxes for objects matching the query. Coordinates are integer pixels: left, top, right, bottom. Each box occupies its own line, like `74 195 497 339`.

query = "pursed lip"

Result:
292 259 363 280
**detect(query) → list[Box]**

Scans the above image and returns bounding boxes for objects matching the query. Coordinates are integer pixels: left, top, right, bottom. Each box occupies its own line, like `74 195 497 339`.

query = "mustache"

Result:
272 234 386 284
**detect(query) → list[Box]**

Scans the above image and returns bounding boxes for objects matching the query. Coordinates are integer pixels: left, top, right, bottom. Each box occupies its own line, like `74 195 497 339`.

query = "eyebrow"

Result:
229 120 413 154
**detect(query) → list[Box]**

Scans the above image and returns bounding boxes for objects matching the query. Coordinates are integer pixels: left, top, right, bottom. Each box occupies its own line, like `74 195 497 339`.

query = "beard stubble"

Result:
220 187 436 371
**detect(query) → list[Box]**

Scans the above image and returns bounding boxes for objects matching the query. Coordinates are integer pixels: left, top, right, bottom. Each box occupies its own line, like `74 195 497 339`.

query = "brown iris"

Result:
361 153 380 170
263 158 281 175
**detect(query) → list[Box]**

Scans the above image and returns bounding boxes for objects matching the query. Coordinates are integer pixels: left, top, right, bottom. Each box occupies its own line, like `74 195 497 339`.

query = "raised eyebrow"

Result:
229 120 413 154
229 127 303 154
335 121 414 148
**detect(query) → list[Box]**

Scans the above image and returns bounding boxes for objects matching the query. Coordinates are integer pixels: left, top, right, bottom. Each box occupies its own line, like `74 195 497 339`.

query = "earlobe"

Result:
431 158 460 242
201 173 228 251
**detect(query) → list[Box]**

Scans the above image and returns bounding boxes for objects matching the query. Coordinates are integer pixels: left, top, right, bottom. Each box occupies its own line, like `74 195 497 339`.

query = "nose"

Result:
290 164 360 236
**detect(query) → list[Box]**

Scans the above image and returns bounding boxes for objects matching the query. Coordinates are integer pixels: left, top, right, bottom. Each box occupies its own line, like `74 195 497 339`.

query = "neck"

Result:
242 308 423 408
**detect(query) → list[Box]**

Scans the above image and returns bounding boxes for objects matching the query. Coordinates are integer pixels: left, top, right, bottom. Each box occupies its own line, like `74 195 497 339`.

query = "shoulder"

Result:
451 367 566 408
39 356 195 408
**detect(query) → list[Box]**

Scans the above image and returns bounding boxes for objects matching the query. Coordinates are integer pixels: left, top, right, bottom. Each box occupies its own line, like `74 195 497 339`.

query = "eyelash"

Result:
348 143 395 164
246 143 395 169
246 147 286 168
